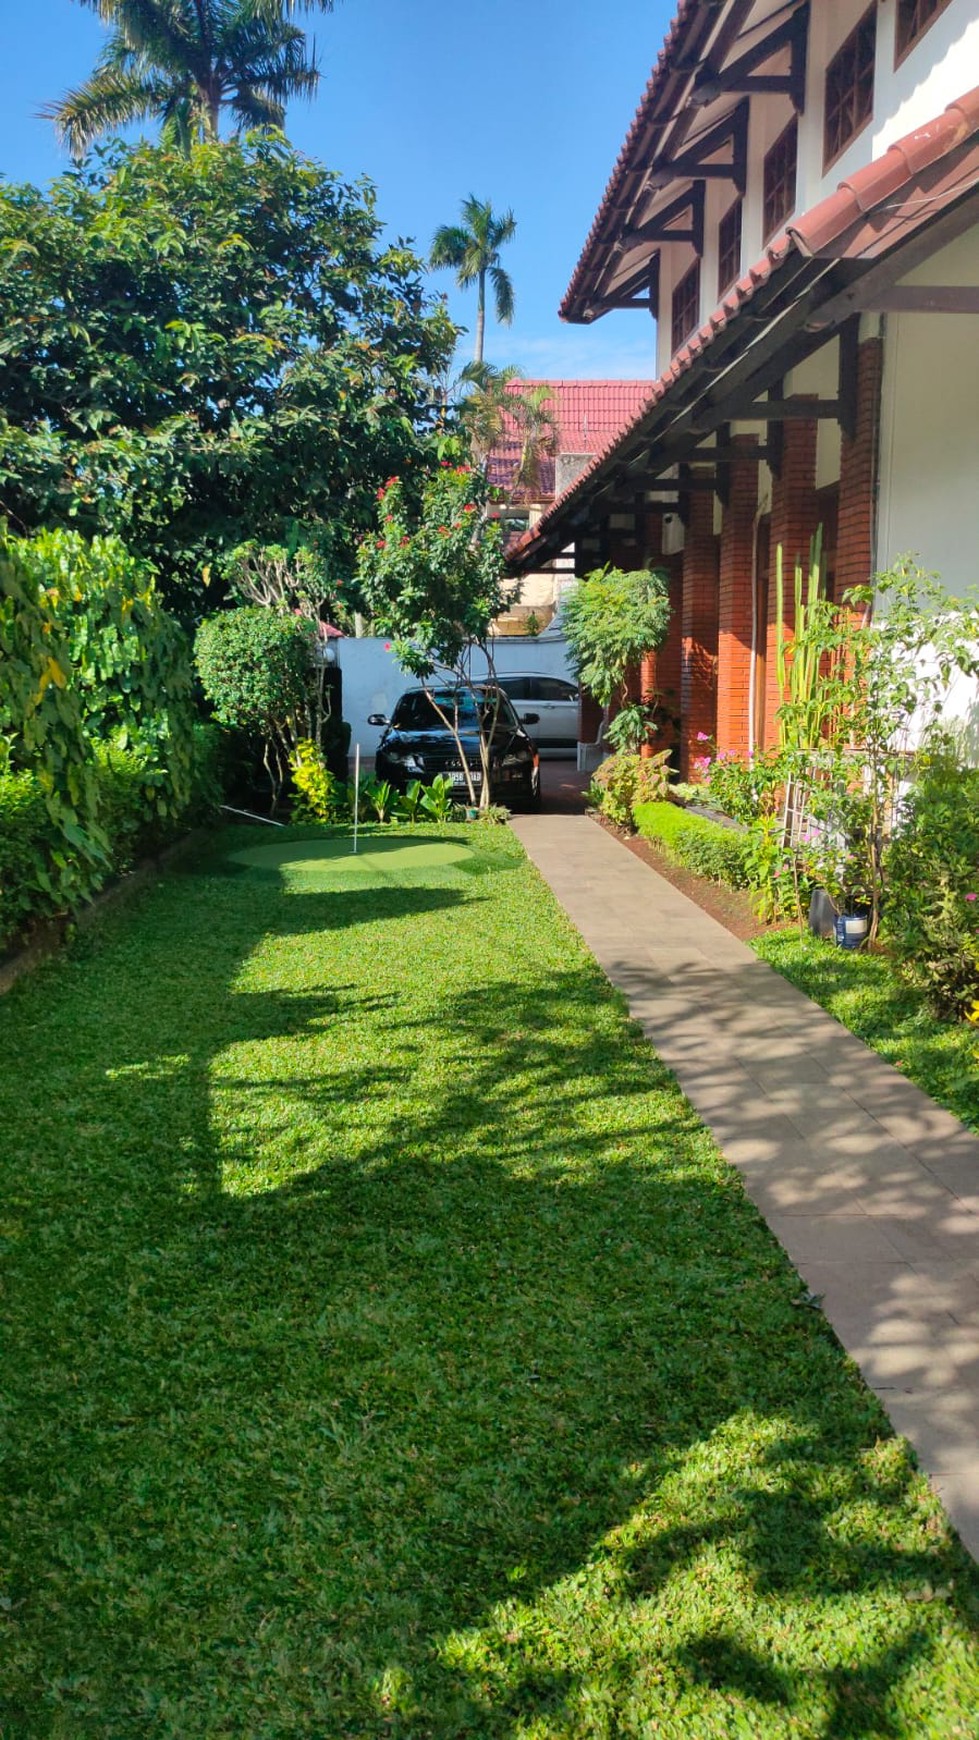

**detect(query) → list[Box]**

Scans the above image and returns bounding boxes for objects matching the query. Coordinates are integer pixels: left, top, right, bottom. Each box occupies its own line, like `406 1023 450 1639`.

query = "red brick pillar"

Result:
836 336 883 607
716 439 759 760
764 412 819 748
680 490 719 779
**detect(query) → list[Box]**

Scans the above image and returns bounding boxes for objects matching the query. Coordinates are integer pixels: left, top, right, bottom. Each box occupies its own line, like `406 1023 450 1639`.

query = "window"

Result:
763 118 798 241
535 679 578 702
896 0 953 62
717 198 743 296
824 7 877 166
671 260 701 355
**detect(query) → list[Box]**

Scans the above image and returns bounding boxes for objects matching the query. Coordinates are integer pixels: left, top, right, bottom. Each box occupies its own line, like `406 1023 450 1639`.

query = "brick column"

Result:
716 439 759 760
764 412 819 748
680 490 719 779
836 336 883 607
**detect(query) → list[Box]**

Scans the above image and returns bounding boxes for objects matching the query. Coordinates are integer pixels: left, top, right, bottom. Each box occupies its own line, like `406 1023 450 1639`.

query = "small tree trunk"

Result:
474 273 486 365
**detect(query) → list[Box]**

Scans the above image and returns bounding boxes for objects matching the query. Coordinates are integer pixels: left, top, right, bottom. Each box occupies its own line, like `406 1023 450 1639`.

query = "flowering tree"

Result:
356 464 509 806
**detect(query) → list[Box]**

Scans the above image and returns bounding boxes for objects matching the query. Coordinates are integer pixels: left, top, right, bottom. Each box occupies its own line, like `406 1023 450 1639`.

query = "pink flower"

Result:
384 642 391 651
696 732 711 743
967 893 977 903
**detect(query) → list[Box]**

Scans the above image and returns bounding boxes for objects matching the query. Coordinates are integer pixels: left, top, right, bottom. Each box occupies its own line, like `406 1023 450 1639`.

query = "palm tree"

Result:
510 382 558 501
430 196 516 366
43 0 334 161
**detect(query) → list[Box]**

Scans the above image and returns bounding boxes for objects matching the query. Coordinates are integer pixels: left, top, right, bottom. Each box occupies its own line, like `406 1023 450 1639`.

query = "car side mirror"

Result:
367 713 389 727
521 712 540 725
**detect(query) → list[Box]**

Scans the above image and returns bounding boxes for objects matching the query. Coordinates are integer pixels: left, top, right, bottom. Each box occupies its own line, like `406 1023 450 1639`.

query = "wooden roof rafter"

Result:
690 1 809 114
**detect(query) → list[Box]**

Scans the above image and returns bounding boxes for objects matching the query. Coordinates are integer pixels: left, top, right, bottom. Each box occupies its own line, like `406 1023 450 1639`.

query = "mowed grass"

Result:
753 932 979 1136
2 823 978 1739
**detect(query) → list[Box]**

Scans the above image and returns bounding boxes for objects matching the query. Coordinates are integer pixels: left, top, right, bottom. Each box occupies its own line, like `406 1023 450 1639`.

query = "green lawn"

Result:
2 823 978 1738
753 932 979 1136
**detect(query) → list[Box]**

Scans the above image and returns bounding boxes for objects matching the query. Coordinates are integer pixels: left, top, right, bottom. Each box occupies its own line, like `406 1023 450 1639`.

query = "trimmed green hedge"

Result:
633 799 752 890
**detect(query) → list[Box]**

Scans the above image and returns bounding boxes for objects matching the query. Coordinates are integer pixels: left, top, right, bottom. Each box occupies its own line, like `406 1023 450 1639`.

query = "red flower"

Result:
437 525 449 535
384 641 391 651
462 503 476 513
400 536 410 546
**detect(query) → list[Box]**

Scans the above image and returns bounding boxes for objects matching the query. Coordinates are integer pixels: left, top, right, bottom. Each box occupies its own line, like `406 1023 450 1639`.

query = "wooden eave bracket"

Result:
625 181 706 255
691 2 809 115
646 99 750 200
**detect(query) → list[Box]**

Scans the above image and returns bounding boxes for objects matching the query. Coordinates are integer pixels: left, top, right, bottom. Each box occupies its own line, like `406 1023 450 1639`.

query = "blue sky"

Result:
0 0 677 379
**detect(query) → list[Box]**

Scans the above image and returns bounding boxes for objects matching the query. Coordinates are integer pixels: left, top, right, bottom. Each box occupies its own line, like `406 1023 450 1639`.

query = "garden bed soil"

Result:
594 812 769 944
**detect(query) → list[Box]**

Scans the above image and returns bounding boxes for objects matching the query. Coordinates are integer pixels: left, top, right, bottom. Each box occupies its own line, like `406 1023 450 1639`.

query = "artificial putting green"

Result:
1 822 978 1737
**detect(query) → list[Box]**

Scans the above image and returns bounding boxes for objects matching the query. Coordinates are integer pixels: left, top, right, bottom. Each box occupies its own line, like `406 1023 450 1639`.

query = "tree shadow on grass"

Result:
0 833 977 1737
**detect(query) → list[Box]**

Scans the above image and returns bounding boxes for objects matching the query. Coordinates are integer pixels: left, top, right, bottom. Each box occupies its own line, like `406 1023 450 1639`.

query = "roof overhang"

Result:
562 0 805 324
510 88 979 573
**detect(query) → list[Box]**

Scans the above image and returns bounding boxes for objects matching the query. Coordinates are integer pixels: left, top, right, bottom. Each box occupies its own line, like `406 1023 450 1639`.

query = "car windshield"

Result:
391 690 518 732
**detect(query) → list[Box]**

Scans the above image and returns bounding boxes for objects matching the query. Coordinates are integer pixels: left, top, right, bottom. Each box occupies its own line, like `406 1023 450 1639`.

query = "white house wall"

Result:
877 227 979 598
335 636 574 759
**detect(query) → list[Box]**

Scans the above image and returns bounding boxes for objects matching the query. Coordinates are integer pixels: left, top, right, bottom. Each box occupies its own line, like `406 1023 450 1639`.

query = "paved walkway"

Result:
510 812 979 1559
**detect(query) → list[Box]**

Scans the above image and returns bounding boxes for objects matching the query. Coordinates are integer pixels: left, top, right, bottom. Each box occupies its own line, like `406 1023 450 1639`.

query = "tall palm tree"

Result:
430 196 516 366
44 0 334 161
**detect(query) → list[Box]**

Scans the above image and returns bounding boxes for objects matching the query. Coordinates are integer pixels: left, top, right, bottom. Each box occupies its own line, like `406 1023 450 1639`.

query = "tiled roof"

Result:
514 87 979 564
487 379 652 498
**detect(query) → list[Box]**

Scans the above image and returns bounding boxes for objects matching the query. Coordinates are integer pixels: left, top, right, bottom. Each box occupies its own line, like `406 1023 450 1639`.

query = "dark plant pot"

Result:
808 888 839 940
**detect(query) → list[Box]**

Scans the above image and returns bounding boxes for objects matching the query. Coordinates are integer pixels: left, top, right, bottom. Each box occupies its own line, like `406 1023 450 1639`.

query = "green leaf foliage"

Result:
883 749 979 1016
588 752 671 829
356 465 507 675
195 608 313 736
634 799 753 890
562 565 671 709
0 529 209 944
0 136 457 608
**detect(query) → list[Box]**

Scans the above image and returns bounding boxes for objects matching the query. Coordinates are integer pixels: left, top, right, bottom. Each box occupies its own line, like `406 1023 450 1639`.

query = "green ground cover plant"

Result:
1 824 978 1735
634 798 752 890
754 931 979 1136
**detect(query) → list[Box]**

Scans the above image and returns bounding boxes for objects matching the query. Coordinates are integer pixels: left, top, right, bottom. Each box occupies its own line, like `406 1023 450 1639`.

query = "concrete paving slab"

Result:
511 811 979 1561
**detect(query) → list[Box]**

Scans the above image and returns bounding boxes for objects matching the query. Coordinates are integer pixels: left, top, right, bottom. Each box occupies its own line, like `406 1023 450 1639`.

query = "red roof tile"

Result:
487 379 652 498
514 88 979 564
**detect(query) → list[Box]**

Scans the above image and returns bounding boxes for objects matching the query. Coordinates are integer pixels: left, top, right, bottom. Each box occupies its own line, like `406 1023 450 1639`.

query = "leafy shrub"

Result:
701 747 785 824
290 740 350 823
0 725 221 951
590 752 671 828
0 531 210 950
884 751 979 1016
359 777 395 823
395 780 426 823
0 773 60 942
419 775 460 824
633 800 752 890
606 701 656 756
196 608 316 805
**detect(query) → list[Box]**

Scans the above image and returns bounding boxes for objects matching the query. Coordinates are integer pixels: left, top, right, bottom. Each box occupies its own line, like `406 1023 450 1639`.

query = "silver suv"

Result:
495 674 578 753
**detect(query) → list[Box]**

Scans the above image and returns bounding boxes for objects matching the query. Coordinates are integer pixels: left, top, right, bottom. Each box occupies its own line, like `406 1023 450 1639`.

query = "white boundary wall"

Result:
335 635 574 758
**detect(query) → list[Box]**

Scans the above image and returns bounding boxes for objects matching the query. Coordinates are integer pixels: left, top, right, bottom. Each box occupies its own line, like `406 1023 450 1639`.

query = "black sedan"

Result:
368 686 540 805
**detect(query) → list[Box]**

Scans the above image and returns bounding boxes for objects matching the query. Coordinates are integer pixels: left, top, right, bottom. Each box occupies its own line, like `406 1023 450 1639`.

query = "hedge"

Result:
0 725 223 955
633 800 752 890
